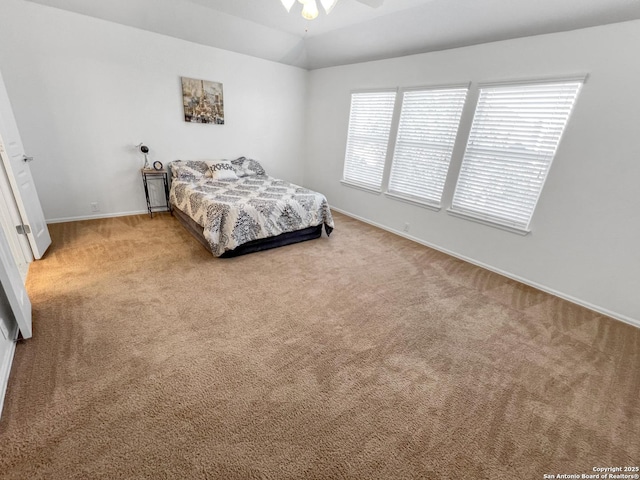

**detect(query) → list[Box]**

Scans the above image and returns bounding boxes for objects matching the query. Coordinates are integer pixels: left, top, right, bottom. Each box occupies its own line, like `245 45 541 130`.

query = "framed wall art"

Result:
181 77 224 125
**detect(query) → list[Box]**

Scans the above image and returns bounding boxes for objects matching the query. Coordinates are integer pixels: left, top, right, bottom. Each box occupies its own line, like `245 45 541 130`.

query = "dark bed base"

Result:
172 205 323 258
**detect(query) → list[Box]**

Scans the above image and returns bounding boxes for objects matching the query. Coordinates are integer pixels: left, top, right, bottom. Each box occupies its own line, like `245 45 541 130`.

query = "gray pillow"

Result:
230 157 266 177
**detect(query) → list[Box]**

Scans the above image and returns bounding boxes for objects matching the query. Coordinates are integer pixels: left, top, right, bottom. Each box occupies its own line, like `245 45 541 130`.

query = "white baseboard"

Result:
331 206 640 329
46 209 149 224
0 326 18 420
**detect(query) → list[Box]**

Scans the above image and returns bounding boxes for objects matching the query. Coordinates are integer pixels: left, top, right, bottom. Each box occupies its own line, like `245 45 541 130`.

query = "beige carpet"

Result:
0 212 638 479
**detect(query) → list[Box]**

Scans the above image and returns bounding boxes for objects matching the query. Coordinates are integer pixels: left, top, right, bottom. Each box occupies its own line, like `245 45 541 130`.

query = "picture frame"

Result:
181 77 225 125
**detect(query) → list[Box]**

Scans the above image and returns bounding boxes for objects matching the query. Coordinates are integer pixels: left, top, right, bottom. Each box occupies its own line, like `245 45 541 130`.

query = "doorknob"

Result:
23 155 34 163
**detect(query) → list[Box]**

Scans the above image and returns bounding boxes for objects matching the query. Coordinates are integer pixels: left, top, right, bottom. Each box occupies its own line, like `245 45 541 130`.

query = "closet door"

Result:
0 159 31 281
0 225 31 338
0 69 51 259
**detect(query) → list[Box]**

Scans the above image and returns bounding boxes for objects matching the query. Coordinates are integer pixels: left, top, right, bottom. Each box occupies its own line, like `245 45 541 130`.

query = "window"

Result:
342 90 396 191
450 80 583 232
387 87 468 207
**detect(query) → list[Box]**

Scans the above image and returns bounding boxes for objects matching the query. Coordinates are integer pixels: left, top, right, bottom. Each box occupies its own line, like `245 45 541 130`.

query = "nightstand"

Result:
141 168 171 217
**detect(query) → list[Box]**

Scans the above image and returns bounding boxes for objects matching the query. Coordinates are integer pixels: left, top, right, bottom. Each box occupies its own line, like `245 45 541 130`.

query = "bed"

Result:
168 158 334 257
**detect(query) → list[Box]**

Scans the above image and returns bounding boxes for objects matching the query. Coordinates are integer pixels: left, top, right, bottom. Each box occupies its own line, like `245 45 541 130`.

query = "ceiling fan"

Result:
280 0 384 20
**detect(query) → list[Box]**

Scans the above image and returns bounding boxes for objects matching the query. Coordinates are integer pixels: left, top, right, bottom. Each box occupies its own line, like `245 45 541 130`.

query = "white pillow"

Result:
209 160 238 180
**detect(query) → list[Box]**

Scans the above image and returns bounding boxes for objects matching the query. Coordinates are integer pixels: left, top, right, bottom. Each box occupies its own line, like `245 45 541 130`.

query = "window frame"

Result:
447 76 586 234
341 88 398 193
385 84 469 210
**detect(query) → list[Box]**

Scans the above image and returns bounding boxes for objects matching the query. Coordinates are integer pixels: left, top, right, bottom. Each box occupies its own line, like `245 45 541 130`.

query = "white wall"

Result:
305 21 640 324
0 0 308 222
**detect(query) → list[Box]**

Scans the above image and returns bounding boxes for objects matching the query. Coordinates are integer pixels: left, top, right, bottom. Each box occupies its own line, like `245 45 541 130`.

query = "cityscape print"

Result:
181 77 224 125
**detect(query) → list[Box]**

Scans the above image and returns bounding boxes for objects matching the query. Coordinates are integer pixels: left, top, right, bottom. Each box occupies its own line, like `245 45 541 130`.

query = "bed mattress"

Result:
169 174 334 257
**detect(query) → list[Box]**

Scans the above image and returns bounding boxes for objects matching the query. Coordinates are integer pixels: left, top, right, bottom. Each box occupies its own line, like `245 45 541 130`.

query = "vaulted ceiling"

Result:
25 0 640 69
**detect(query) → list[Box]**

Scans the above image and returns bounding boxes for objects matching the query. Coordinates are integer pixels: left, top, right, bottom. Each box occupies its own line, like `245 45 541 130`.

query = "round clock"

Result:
153 161 163 171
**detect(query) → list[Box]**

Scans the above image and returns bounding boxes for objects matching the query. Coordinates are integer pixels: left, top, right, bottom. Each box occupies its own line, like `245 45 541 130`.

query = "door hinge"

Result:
16 224 31 235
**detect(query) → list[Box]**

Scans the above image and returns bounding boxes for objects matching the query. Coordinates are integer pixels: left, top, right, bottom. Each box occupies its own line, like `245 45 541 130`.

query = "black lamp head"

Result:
139 144 149 154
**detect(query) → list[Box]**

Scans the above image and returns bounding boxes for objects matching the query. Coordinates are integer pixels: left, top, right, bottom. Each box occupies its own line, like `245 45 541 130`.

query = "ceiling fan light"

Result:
320 0 338 14
280 0 296 12
301 0 319 19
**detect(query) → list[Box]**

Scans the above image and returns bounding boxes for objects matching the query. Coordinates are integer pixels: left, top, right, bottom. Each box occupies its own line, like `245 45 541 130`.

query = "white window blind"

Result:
343 90 396 190
388 87 468 206
451 80 582 232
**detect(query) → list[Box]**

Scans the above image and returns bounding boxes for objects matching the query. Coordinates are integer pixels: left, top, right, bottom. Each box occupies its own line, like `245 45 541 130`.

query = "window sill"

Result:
340 180 382 195
446 208 530 236
384 192 441 212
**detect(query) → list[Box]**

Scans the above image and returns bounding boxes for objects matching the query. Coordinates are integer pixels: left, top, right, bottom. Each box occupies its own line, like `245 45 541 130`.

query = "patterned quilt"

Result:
170 175 334 256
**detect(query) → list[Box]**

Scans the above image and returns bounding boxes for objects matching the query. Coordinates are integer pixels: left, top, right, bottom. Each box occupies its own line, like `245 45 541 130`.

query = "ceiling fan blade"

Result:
355 0 384 8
